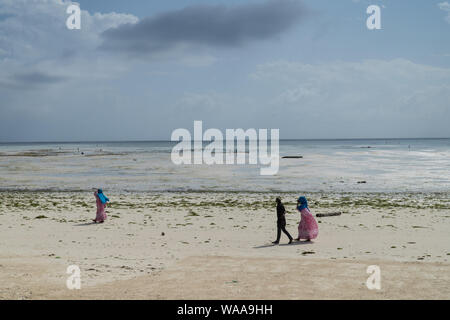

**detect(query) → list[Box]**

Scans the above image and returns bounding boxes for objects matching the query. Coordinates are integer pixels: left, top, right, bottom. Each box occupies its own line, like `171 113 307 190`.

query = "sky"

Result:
0 0 449 142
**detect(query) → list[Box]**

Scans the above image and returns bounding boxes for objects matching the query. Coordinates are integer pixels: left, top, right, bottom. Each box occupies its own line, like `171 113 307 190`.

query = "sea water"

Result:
0 139 449 193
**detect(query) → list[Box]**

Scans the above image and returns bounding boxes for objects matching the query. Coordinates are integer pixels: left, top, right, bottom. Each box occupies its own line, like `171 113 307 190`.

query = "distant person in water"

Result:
93 189 109 223
296 196 318 241
273 198 293 244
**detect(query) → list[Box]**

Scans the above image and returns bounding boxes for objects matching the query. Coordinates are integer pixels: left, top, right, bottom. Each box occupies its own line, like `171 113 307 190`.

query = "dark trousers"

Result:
276 220 292 242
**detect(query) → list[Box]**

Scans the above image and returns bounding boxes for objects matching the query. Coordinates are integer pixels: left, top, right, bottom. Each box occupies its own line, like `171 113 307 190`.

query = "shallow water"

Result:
0 139 449 193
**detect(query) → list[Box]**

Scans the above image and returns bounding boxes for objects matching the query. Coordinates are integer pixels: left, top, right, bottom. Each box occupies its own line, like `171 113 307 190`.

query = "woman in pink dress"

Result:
296 196 318 241
93 189 109 223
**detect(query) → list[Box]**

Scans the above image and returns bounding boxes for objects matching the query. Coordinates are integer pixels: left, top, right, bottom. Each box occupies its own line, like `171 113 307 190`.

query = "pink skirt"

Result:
95 205 107 222
297 208 318 240
94 192 107 222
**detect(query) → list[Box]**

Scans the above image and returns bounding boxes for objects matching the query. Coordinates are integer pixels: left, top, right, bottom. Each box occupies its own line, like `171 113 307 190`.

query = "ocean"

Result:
0 138 449 193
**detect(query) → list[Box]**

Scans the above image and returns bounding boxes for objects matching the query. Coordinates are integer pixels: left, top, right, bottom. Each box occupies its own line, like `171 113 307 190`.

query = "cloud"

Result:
100 0 305 55
0 0 142 141
250 59 450 138
0 0 138 90
0 0 138 61
0 0 448 141
0 71 67 90
438 1 450 23
14 71 65 84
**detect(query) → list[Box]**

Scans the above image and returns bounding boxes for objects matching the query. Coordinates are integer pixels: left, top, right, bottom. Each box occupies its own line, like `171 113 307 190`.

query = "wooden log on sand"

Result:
316 212 342 217
282 156 303 159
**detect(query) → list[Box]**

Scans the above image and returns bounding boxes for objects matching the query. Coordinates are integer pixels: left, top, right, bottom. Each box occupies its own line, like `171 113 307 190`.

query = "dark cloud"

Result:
0 13 15 22
13 71 66 84
101 0 305 54
0 71 67 90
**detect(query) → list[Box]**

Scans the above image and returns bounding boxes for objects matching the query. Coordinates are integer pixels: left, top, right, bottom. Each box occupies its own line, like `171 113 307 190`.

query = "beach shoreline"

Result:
1 191 448 299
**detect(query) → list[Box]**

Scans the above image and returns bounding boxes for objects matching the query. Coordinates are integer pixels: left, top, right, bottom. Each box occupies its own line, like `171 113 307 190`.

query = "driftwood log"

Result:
316 212 342 217
282 156 303 159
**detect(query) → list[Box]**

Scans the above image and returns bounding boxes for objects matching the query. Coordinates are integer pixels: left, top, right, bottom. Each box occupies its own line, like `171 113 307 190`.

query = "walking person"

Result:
93 188 109 223
273 197 293 244
295 196 318 241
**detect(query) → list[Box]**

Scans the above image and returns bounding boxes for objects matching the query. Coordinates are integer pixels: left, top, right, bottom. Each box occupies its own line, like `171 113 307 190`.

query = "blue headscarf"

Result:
97 189 109 204
297 196 308 210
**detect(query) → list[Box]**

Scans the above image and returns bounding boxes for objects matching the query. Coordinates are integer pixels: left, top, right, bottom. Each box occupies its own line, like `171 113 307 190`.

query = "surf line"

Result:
171 120 279 175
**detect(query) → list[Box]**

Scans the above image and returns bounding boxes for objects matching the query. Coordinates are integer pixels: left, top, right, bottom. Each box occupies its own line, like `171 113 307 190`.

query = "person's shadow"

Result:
280 240 312 246
73 222 96 226
253 244 276 249
253 241 312 249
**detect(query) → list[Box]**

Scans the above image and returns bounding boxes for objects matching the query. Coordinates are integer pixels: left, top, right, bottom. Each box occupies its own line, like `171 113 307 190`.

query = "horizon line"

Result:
1 137 449 144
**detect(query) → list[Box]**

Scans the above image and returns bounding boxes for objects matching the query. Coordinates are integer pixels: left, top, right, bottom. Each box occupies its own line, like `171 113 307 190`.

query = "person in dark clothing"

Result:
273 197 293 244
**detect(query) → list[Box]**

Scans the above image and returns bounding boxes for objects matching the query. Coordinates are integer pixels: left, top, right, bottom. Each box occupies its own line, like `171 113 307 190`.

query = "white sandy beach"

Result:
0 191 448 299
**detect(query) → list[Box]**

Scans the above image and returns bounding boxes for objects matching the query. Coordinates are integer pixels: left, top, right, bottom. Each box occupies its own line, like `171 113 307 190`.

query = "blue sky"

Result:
0 0 449 141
